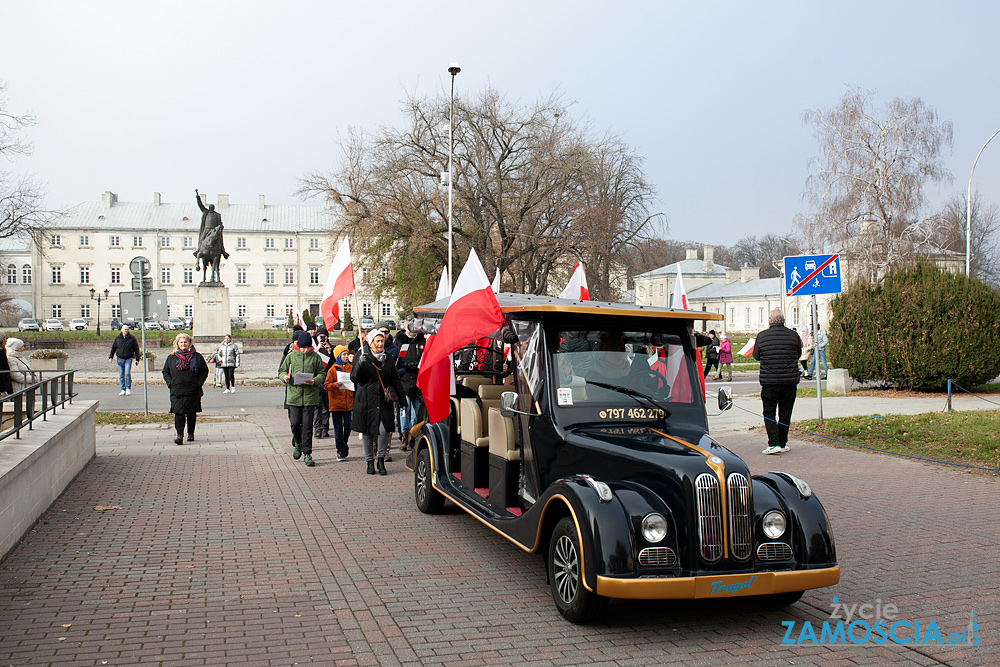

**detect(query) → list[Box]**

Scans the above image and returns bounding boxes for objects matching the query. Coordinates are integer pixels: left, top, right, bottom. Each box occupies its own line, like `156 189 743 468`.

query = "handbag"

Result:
375 366 399 402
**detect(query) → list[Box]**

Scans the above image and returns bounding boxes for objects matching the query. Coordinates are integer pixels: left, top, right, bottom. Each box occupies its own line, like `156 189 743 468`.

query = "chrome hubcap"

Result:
553 535 579 603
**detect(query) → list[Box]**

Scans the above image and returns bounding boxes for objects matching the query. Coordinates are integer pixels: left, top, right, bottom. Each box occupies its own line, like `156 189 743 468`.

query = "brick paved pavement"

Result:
0 409 995 666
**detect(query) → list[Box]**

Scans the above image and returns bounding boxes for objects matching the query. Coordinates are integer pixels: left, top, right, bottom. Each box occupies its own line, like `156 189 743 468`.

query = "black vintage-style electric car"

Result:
405 294 838 623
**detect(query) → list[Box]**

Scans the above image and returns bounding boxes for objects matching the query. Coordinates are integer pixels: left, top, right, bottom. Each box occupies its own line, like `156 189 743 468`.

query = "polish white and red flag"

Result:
665 265 702 400
418 250 505 423
319 237 355 327
737 338 756 357
558 262 590 300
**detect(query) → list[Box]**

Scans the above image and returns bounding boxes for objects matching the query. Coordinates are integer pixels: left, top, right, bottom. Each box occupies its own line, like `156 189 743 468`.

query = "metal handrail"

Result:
0 370 77 440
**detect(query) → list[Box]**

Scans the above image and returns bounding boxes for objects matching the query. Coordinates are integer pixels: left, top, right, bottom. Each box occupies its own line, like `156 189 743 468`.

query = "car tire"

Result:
548 516 609 623
414 445 445 514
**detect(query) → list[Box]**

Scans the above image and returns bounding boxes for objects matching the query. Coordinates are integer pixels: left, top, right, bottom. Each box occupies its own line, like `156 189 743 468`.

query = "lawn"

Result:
796 410 1000 471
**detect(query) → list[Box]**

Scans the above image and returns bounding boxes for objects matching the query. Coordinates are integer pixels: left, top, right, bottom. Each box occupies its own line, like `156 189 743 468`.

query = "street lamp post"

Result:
966 128 1000 275
447 62 461 289
90 287 110 336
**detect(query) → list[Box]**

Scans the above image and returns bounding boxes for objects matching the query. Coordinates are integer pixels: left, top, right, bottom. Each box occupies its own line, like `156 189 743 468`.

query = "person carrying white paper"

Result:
323 345 355 461
278 332 327 467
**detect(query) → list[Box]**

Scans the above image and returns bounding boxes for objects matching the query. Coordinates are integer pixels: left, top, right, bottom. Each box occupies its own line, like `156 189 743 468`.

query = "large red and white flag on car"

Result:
320 237 355 327
558 262 590 300
418 250 505 423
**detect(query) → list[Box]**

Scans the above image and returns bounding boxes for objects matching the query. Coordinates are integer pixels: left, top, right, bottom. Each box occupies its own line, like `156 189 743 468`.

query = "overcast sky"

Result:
3 0 999 246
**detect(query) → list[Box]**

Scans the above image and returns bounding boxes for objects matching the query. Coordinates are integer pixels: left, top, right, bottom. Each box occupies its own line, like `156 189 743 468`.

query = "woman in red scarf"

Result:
162 333 209 445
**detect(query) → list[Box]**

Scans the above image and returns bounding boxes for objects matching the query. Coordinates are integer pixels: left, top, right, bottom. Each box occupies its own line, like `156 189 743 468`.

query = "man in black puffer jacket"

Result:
752 309 802 455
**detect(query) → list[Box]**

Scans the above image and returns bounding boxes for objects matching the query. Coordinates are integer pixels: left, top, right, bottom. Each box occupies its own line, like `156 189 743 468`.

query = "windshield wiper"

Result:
585 380 671 419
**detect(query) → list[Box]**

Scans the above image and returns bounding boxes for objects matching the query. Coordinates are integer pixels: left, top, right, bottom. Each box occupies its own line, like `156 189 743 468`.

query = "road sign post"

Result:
783 254 844 425
130 256 151 415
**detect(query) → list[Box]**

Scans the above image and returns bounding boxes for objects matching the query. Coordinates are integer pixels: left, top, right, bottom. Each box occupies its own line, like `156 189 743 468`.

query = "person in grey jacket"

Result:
753 309 802 455
215 334 240 393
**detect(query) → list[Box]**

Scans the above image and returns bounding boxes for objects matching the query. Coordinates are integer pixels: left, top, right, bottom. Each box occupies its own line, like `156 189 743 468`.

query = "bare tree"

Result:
716 234 800 278
0 81 47 241
797 87 953 283
928 191 1000 286
298 88 659 309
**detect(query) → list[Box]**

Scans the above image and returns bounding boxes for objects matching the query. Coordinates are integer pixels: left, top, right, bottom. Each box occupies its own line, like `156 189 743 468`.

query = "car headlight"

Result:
641 513 668 543
762 510 786 539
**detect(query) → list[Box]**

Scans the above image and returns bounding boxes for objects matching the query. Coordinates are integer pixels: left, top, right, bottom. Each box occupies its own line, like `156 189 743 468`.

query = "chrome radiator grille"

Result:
638 547 677 566
727 473 752 560
757 542 793 561
694 473 723 561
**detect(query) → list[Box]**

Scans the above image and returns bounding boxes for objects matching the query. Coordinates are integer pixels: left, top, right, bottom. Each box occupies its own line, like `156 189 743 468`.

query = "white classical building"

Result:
6 192 398 328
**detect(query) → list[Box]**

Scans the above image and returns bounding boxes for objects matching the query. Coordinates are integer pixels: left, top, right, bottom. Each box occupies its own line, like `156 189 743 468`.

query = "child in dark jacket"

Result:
323 346 354 462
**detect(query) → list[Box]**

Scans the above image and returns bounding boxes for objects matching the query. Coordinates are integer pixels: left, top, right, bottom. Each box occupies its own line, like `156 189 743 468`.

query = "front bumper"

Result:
595 565 839 600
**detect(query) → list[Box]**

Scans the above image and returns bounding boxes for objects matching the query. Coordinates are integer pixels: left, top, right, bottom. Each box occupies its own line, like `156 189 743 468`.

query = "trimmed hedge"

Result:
829 263 1000 391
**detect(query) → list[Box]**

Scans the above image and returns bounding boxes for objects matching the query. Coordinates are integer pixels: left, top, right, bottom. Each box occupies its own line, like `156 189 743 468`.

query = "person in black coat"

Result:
350 329 405 476
752 309 803 455
393 316 426 451
0 332 13 396
162 333 209 445
108 324 140 395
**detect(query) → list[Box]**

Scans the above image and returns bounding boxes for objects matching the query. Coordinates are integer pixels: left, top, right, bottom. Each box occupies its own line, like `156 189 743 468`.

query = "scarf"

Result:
365 329 387 362
175 347 197 371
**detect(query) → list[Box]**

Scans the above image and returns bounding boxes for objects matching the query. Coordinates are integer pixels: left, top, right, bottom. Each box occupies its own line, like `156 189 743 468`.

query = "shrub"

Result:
30 349 69 360
829 263 1000 391
341 311 354 332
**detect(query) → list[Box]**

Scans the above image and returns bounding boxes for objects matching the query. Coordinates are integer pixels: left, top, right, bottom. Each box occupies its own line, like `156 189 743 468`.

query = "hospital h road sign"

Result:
784 253 842 296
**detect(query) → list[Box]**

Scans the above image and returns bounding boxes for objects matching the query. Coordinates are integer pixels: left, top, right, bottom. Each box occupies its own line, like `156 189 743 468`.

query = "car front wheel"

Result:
548 516 609 623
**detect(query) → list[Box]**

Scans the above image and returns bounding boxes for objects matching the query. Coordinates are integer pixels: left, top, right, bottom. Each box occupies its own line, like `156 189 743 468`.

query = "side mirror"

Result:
500 391 523 418
717 386 733 412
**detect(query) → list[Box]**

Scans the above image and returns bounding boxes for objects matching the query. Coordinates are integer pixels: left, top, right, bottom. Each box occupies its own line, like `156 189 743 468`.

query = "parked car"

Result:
405 293 839 623
142 320 163 330
182 316 193 328
44 318 64 331
230 317 247 329
18 318 40 332
360 317 376 330
166 317 186 330
381 319 397 330
69 318 89 331
271 316 287 329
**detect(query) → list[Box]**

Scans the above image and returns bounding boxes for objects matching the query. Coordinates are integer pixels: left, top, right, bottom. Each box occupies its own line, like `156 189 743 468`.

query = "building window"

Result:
51 266 62 284
238 304 247 317
343 301 352 314
133 236 143 247
161 267 171 284
81 304 91 318
729 308 735 326
50 234 61 246
792 306 799 326
266 304 275 317
160 236 170 248
184 305 193 317
759 308 765 326
6 265 15 284
183 236 193 248
22 265 31 284
362 303 372 316
284 267 295 284
109 235 120 247
52 304 62 318
265 267 275 285
285 304 294 317
111 304 120 318
381 303 391 317
237 237 247 249
111 266 121 285
660 283 664 296
309 238 319 250
79 235 90 247
283 238 293 249
745 308 751 325
237 267 247 285
80 266 91 284
265 238 275 249
380 267 388 280
309 267 319 285
183 267 194 284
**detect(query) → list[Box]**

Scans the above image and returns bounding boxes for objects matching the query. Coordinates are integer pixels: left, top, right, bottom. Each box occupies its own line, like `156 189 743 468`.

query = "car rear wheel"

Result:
548 516 609 623
414 446 444 514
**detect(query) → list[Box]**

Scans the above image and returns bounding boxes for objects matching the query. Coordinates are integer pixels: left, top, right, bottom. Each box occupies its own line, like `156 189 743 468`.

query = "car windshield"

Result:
549 328 703 423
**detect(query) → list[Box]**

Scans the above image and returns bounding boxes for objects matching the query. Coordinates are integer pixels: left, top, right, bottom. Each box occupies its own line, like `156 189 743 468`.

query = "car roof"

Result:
413 292 723 322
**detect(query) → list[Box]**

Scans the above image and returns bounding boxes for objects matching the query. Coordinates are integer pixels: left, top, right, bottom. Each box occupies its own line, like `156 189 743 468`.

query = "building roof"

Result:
53 195 337 234
414 292 723 321
686 277 782 300
634 258 730 278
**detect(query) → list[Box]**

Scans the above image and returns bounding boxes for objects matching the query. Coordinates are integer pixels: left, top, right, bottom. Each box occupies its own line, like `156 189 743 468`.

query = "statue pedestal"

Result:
193 284 231 344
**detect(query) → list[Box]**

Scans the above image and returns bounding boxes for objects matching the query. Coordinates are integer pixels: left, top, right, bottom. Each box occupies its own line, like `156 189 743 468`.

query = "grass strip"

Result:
796 410 1000 470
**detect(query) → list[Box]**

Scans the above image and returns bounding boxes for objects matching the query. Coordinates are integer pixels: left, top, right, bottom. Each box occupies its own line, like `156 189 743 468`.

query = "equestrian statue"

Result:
194 188 230 284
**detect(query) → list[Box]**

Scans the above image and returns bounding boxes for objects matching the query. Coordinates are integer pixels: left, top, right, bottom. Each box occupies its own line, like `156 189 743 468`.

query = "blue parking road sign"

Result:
784 254 842 296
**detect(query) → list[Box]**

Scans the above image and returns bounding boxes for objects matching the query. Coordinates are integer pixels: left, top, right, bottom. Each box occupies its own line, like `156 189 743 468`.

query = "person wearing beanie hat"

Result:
716 332 733 381
323 345 354 461
351 328 405 476
278 330 327 466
